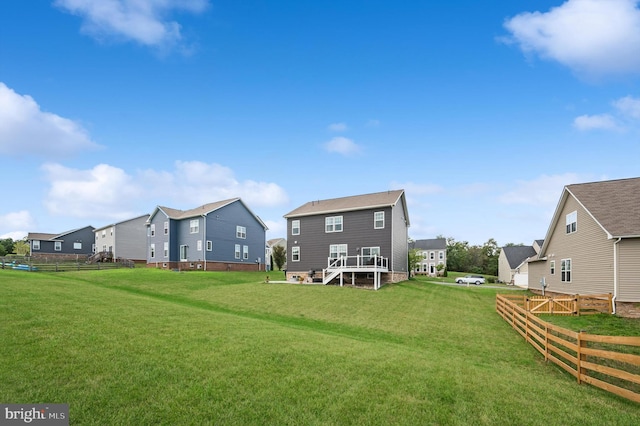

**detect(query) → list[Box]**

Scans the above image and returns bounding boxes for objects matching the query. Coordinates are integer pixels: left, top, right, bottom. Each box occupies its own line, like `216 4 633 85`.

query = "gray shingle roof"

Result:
158 198 240 220
284 190 406 219
502 245 537 269
411 238 446 250
567 177 640 237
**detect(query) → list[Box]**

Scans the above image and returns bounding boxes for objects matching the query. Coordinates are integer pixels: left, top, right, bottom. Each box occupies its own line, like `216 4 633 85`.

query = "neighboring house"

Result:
146 198 268 271
527 177 640 317
283 190 410 289
497 241 541 287
410 238 447 276
266 237 287 271
27 226 96 260
93 214 149 263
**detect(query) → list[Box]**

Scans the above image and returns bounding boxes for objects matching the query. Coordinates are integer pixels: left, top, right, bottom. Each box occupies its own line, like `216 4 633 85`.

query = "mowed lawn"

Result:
0 269 638 425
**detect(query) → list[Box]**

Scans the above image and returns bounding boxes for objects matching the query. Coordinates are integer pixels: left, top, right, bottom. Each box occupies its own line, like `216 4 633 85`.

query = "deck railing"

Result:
325 255 388 270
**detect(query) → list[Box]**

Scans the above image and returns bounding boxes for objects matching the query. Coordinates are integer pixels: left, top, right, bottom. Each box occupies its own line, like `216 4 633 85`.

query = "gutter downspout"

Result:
612 237 621 315
203 214 207 271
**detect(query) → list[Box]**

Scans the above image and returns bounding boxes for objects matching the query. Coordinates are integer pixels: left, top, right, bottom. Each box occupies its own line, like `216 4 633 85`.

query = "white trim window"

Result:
329 244 348 260
150 243 156 258
374 211 384 229
54 241 62 251
439 251 444 260
73 242 82 250
164 242 169 258
206 240 213 251
180 245 188 261
291 220 300 235
235 244 241 259
561 259 571 282
566 211 577 234
197 240 202 251
236 226 246 239
430 251 435 260
550 260 555 275
292 246 300 262
32 240 40 251
243 245 249 260
164 221 169 235
325 216 343 233
150 224 155 237
190 219 199 234
362 247 380 264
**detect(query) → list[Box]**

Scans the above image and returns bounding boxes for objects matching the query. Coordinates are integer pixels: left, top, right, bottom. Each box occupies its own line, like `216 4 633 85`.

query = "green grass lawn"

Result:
1 269 638 425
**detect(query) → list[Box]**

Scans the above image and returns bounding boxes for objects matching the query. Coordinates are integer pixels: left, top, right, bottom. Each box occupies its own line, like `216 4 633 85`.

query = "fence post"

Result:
544 320 549 362
576 331 585 384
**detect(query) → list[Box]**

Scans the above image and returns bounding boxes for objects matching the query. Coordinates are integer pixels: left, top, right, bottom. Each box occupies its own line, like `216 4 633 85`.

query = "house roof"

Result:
267 238 286 248
534 239 544 248
502 245 537 269
149 198 268 230
27 226 95 241
411 238 446 250
566 177 640 238
284 190 409 224
94 214 150 232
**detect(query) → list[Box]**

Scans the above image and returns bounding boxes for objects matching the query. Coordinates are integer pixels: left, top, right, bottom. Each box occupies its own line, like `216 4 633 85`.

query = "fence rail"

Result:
499 293 612 316
496 294 640 404
1 257 134 272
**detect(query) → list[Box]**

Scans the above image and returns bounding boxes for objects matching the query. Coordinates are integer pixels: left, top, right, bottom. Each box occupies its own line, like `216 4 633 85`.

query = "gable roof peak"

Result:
284 189 406 218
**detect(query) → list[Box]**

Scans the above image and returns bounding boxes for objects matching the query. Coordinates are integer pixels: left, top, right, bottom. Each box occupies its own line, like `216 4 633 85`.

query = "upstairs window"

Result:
550 260 555 275
33 240 40 250
374 211 385 229
325 216 343 233
190 219 199 234
291 220 300 235
54 241 62 251
561 259 571 282
164 221 169 235
150 224 155 237
566 211 577 234
439 251 444 260
236 226 246 239
430 251 435 260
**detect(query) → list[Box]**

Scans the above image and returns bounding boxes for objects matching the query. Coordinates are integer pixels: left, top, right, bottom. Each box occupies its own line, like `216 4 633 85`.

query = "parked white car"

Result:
455 275 485 285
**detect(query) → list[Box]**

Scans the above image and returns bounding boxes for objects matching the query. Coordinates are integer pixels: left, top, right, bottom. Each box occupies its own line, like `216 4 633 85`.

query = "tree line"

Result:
0 238 30 257
443 236 500 276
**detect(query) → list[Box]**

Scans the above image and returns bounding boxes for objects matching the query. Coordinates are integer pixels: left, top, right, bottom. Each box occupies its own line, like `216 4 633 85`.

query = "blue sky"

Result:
1 0 639 246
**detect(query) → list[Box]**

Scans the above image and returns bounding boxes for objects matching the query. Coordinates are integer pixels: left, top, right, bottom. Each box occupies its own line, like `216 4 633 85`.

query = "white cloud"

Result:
327 122 348 132
0 211 35 240
324 137 362 156
54 0 208 50
498 173 587 207
613 95 640 119
0 82 99 158
503 0 640 78
43 163 143 220
42 160 288 222
573 114 620 131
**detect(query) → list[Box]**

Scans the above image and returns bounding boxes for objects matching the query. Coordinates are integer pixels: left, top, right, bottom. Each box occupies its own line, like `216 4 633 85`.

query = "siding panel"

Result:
619 238 640 302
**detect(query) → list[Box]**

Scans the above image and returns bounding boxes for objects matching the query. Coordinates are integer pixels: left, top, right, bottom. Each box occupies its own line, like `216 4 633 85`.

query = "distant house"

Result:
93 215 149 263
27 226 95 260
146 198 268 271
266 238 287 271
411 238 447 276
497 240 542 287
527 177 640 317
283 190 410 289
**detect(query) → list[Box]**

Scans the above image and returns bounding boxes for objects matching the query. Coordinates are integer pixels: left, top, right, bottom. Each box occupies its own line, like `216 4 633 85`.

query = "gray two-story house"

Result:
27 226 96 260
94 214 149 263
146 198 268 271
283 190 410 289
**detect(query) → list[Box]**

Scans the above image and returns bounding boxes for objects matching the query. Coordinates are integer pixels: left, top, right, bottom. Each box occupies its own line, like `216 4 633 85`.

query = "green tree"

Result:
0 238 15 256
13 240 30 256
446 238 470 272
271 245 286 271
408 248 421 277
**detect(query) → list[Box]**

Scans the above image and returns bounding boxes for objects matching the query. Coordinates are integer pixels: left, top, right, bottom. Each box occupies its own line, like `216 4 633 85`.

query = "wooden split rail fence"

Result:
500 293 612 316
496 294 640 403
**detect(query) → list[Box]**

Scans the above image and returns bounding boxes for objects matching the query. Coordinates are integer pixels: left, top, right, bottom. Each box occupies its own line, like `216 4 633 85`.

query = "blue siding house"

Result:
146 198 268 271
27 226 96 260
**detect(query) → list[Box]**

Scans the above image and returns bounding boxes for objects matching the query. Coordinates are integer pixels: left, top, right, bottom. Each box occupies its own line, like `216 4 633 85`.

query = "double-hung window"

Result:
206 240 213 251
325 216 343 233
550 260 555 275
180 245 188 261
33 240 40 250
329 244 348 260
235 244 241 259
292 246 300 262
236 226 246 239
561 259 571 282
243 245 249 260
54 241 62 251
150 224 155 236
374 211 384 229
164 221 169 235
190 219 199 234
150 244 156 258
164 242 169 257
566 211 577 234
291 220 300 235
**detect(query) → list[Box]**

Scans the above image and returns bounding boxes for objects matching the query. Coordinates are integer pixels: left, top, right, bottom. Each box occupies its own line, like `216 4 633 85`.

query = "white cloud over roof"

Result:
504 0 640 78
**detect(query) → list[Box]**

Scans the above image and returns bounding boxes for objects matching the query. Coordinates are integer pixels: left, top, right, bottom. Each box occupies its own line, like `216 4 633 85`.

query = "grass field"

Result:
1 269 638 425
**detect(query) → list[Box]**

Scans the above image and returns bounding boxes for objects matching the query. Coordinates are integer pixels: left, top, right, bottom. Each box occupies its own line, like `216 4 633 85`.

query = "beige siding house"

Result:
528 177 640 317
497 241 541 286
